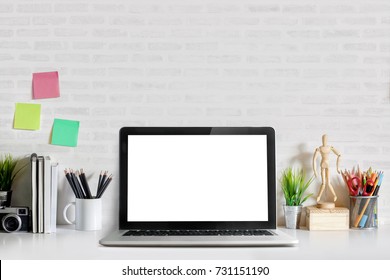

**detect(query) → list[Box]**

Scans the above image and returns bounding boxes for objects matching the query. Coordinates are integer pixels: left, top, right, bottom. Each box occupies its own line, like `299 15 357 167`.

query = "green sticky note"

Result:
14 103 41 130
51 118 80 147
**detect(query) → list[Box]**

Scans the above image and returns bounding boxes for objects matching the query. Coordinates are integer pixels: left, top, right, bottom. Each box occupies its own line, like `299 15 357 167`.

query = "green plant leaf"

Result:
0 154 24 191
279 167 314 206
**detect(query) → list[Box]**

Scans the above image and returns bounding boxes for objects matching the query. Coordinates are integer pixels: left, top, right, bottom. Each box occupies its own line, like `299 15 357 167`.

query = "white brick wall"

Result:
1 0 390 228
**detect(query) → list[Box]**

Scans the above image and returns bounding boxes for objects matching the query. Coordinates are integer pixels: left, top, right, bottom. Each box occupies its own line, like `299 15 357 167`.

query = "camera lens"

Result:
2 214 22 233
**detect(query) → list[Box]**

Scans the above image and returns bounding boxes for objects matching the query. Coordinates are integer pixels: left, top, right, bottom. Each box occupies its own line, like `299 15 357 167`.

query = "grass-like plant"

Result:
0 154 23 191
280 167 314 206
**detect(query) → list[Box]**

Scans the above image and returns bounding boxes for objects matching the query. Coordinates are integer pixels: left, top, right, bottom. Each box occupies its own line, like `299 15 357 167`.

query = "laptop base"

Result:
99 229 298 247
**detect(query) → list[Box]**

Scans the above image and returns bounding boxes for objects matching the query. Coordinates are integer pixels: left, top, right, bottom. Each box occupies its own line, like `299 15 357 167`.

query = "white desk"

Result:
0 226 390 260
1 225 389 260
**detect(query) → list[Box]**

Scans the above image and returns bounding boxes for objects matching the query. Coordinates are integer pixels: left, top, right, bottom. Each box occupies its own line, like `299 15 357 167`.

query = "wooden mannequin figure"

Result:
312 134 341 209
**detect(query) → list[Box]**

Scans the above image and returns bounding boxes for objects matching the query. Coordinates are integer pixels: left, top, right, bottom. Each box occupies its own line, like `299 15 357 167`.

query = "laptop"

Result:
100 127 298 246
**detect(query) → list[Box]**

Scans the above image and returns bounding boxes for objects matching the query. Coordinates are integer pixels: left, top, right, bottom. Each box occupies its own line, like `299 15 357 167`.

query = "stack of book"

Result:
12 153 58 233
30 153 58 233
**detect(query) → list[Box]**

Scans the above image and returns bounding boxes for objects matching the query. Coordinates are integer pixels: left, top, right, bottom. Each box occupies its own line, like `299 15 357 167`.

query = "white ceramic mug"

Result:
63 198 102 231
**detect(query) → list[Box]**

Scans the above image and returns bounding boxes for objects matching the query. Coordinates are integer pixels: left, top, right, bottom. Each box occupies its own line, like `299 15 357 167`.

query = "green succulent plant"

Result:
0 154 23 191
280 167 314 206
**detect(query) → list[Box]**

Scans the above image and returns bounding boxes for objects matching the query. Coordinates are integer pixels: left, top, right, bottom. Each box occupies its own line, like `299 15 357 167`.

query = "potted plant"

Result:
0 154 23 207
280 167 314 229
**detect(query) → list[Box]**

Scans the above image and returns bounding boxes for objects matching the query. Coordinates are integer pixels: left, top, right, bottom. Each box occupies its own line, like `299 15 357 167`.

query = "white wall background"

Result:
1 0 389 229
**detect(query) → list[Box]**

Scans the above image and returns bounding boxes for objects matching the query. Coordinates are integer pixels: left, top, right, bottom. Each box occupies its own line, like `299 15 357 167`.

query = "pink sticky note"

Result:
32 71 60 99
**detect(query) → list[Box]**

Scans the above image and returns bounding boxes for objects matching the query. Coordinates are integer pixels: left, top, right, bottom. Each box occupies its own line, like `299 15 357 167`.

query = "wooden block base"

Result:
306 206 349 231
317 202 335 209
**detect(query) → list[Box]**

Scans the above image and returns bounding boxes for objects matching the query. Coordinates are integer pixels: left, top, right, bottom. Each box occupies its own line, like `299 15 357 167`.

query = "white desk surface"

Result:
1 225 390 260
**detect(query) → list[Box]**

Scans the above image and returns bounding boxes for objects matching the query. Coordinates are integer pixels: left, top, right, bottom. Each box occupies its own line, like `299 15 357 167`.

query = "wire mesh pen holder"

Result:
350 196 378 229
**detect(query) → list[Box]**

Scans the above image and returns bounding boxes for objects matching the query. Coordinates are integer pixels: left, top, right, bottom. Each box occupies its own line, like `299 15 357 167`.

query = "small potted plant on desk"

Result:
0 154 23 207
280 167 314 229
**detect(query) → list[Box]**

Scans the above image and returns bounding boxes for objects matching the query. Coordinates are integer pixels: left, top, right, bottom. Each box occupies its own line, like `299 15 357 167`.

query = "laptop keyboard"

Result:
123 229 274 236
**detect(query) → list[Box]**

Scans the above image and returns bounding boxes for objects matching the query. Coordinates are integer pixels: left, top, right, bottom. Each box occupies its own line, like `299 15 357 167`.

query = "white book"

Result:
31 153 38 233
43 156 52 233
50 162 59 233
38 156 44 233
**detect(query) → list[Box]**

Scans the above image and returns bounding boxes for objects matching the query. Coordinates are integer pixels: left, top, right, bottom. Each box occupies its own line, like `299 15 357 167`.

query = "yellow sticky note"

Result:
14 103 41 130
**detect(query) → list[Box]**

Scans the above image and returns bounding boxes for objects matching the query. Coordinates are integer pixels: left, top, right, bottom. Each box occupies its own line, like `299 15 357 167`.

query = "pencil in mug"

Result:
361 172 384 228
97 171 108 197
64 169 79 198
97 171 103 194
353 175 381 228
70 169 85 199
79 169 93 199
96 174 112 198
364 195 378 228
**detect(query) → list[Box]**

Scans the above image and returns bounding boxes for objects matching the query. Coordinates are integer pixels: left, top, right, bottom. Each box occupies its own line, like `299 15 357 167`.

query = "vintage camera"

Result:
0 207 29 233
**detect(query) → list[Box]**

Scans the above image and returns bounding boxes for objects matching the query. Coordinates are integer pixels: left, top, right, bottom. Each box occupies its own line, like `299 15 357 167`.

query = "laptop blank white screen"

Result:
127 135 268 222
